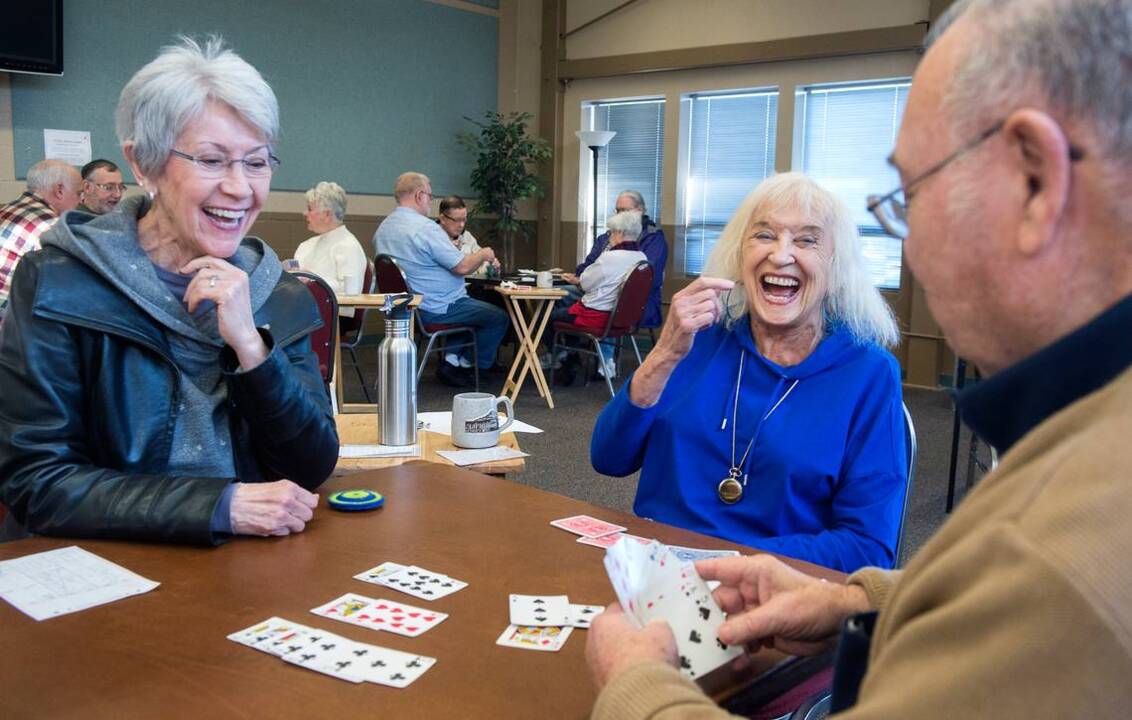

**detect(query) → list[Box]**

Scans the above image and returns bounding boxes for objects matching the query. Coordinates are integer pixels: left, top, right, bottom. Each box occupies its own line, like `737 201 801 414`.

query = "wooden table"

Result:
334 412 526 476
494 285 567 409
0 465 843 719
332 293 422 415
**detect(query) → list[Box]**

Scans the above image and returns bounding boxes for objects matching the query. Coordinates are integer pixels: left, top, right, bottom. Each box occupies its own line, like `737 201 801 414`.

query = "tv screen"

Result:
0 0 64 76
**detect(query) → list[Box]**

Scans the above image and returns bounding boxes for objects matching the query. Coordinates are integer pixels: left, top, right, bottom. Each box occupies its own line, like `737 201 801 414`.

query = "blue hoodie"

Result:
591 319 907 572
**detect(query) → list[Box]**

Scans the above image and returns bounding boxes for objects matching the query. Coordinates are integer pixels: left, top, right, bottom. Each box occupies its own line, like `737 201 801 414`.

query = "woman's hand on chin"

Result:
180 255 269 370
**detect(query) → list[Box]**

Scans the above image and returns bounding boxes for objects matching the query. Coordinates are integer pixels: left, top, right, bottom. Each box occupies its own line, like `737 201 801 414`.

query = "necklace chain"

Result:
726 351 799 493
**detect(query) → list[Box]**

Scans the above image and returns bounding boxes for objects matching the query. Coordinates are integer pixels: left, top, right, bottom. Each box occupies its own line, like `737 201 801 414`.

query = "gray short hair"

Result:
606 209 642 241
116 36 279 180
26 159 79 194
306 181 347 223
932 0 1132 163
617 190 646 214
702 172 900 348
394 172 429 201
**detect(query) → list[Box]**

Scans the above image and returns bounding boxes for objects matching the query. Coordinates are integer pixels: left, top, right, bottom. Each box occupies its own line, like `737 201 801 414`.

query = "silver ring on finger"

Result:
208 274 219 288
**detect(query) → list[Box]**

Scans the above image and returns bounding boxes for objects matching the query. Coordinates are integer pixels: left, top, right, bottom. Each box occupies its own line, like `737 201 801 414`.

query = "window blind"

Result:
683 90 779 276
798 80 911 290
585 99 665 241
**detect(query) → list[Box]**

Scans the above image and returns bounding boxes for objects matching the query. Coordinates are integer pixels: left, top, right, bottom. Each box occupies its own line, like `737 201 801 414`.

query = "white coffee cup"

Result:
536 270 553 288
451 392 515 449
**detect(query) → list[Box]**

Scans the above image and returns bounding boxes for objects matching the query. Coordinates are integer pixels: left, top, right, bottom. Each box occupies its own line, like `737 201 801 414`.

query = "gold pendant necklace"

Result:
717 469 744 504
720 351 799 505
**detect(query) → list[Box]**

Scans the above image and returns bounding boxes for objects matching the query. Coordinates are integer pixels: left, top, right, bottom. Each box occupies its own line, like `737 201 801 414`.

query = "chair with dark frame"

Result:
337 260 376 402
549 261 653 398
373 253 479 391
769 402 918 720
292 271 338 400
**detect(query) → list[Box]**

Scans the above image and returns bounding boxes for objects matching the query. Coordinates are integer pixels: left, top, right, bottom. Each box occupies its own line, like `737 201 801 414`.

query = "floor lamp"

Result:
576 130 616 243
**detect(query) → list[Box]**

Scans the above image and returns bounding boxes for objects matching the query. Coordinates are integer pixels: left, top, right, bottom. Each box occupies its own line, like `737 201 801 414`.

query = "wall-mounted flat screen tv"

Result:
0 0 64 76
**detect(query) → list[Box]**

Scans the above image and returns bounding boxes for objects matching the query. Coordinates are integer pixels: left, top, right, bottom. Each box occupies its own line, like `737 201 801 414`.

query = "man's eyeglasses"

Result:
866 119 1085 239
169 149 280 178
92 182 128 193
441 213 466 223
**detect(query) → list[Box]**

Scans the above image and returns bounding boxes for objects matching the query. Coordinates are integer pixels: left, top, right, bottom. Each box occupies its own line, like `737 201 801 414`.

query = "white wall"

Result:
565 0 930 59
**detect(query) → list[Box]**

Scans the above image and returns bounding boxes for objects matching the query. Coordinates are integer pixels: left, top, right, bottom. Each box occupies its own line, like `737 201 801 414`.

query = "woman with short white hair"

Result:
294 180 368 316
0 36 337 544
592 172 907 572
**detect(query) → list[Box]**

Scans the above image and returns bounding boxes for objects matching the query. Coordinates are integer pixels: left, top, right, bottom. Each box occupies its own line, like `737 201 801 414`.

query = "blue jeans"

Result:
419 295 509 369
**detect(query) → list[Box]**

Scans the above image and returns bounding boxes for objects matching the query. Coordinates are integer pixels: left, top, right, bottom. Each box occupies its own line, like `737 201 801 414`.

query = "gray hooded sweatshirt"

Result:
43 194 283 479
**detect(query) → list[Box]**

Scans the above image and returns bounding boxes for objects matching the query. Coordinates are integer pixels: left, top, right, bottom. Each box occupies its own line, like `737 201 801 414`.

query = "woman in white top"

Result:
293 181 368 316
560 210 648 333
437 195 488 278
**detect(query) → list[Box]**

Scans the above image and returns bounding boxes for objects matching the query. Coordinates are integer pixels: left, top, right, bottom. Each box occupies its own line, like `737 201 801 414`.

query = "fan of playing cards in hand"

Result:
603 537 745 679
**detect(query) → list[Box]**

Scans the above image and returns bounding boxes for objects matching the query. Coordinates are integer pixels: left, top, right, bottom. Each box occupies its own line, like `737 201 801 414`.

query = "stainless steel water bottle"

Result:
378 294 417 446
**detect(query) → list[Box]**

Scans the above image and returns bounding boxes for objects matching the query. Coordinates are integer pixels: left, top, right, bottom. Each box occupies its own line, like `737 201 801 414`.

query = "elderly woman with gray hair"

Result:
592 173 906 572
294 180 367 316
560 209 648 332
0 37 338 544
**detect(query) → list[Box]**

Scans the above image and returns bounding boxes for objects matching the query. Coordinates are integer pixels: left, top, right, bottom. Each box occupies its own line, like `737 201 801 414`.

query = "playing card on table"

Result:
356 599 449 637
352 645 438 688
495 624 574 652
281 633 367 683
666 545 742 563
577 532 652 549
374 565 468 601
353 561 406 585
227 616 311 652
508 594 571 627
550 514 627 539
260 625 337 658
567 604 605 629
311 593 375 624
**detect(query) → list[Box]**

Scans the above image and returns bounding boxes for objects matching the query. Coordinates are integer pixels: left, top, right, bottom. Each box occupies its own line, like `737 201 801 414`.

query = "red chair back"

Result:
603 261 654 338
292 271 338 387
338 260 375 343
374 254 410 294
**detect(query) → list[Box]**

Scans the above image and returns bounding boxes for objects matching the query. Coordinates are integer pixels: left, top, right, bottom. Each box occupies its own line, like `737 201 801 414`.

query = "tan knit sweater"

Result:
593 366 1132 719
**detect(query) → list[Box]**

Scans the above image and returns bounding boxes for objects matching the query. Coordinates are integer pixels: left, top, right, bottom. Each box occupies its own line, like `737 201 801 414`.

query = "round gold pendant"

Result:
717 477 744 504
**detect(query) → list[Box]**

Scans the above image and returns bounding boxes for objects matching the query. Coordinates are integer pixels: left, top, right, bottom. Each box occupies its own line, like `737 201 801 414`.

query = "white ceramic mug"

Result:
536 270 553 288
451 392 515 449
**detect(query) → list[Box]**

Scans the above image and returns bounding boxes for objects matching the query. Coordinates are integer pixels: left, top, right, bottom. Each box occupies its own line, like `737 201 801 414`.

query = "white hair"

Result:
306 181 348 223
617 190 646 214
606 209 642 241
26 159 79 194
702 172 900 348
932 0 1132 165
116 35 279 179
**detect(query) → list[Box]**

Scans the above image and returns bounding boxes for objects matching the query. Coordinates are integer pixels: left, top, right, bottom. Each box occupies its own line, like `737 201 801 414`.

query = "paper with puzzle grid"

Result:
603 538 743 679
0 545 159 621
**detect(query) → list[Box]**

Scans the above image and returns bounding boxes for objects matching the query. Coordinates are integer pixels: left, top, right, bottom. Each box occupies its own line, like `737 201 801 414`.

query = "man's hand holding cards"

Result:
602 538 744 679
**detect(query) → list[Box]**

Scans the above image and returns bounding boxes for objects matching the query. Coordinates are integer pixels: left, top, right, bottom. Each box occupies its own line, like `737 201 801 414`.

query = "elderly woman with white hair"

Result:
294 180 367 316
591 173 906 572
0 37 338 544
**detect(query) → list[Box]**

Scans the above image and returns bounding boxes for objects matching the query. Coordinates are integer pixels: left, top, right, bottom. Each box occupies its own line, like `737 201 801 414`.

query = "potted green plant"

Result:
458 111 552 271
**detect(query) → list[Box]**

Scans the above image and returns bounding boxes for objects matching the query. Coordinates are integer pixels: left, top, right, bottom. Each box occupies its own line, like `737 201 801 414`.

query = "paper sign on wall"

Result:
43 129 91 166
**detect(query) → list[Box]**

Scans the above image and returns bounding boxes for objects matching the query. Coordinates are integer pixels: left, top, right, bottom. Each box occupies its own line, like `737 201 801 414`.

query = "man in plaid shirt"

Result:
0 159 82 321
